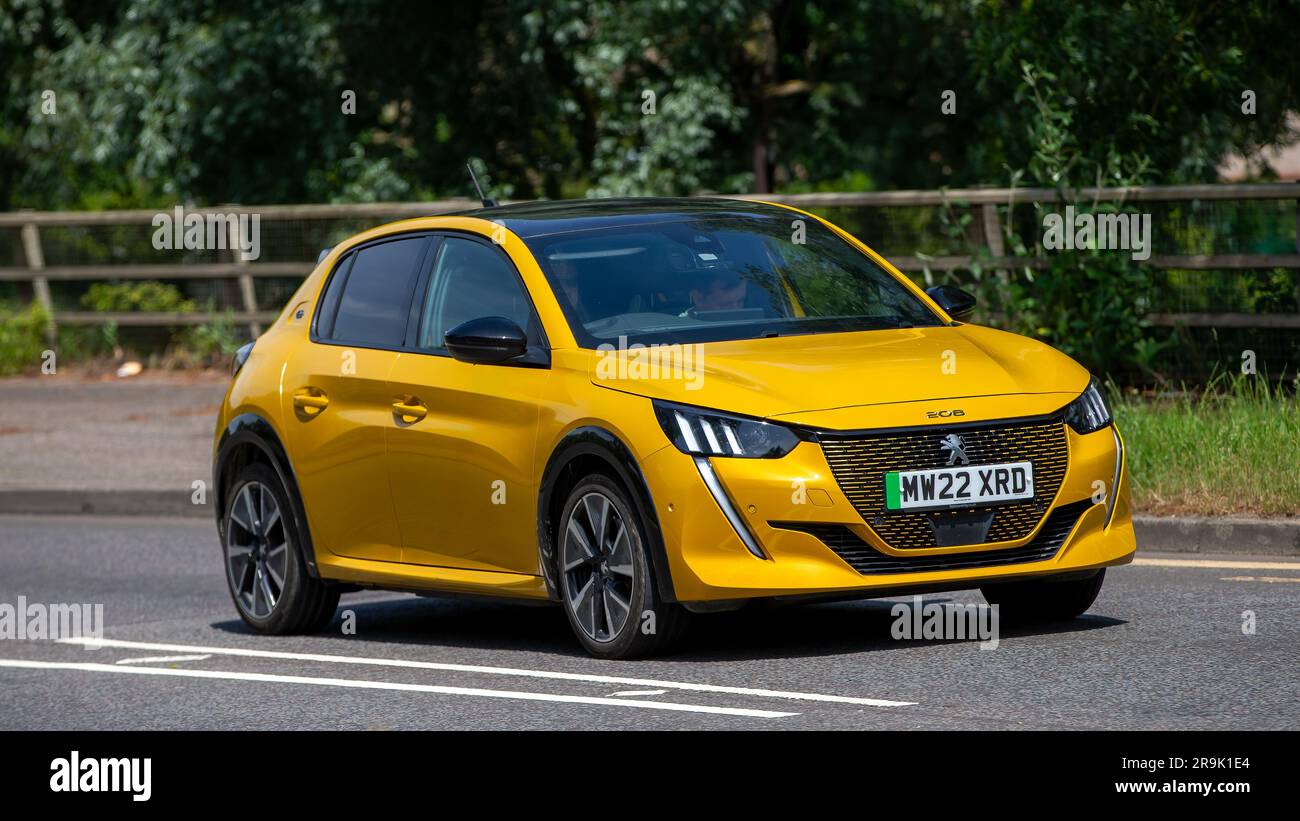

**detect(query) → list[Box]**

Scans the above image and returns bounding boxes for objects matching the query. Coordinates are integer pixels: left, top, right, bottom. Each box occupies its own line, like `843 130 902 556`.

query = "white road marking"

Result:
57 637 915 707
0 658 797 719
115 654 211 665
610 689 668 697
1134 557 1300 571
1220 575 1300 584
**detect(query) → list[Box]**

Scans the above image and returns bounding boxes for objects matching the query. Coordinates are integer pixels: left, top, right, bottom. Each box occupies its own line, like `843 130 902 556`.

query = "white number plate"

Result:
884 462 1034 511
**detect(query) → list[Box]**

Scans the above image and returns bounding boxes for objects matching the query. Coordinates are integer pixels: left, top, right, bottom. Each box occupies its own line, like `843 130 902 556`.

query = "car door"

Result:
385 234 549 574
281 233 433 563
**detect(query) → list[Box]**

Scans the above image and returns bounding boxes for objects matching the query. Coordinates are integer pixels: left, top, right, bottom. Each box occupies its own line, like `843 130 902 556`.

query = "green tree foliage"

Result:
3 0 1295 209
15 0 362 207
965 0 1299 185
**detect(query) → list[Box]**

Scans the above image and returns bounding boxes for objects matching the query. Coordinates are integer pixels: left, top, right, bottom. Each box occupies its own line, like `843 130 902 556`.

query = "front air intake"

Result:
771 499 1094 575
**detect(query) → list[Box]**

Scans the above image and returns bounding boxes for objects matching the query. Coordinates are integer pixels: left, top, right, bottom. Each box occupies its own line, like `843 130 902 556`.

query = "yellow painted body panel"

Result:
281 344 403 563
587 323 1090 418
386 350 547 574
214 204 1135 605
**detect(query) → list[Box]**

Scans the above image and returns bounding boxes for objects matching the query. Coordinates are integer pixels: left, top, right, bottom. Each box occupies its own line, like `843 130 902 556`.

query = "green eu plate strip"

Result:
884 471 901 510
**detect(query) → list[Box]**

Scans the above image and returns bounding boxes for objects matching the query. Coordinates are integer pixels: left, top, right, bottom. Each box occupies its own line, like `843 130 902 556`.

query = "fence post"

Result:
230 218 262 340
981 202 1010 323
236 271 258 337
981 202 1006 257
20 222 56 346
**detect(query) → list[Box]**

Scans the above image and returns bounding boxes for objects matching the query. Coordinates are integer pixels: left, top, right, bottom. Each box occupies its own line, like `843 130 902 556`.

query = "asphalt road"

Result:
0 375 225 492
0 514 1295 730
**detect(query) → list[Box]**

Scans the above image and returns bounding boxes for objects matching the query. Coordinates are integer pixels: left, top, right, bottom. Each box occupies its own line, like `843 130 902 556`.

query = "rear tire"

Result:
981 569 1106 624
222 463 339 634
556 474 688 659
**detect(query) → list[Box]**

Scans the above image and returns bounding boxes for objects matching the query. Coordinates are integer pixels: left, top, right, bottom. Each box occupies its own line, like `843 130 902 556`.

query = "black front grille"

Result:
771 499 1094 575
819 418 1069 549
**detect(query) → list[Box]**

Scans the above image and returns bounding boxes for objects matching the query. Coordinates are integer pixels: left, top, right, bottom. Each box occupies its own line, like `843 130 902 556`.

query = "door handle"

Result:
392 398 428 423
292 388 329 416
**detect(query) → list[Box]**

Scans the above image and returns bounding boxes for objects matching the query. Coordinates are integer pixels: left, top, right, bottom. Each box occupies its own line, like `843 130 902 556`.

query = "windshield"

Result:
525 214 943 347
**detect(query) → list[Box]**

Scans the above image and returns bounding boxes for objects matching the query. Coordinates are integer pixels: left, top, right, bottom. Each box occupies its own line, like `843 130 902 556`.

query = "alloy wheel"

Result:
226 481 289 619
561 491 637 643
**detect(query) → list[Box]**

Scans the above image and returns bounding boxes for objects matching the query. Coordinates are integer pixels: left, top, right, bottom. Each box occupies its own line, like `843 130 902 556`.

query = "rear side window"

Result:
320 236 429 347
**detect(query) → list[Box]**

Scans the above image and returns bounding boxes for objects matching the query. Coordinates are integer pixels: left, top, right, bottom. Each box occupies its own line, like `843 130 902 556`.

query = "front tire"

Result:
222 463 339 634
981 569 1106 624
556 474 687 659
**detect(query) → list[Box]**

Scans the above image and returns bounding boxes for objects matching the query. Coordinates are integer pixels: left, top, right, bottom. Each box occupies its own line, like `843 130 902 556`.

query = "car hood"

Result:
588 324 1089 430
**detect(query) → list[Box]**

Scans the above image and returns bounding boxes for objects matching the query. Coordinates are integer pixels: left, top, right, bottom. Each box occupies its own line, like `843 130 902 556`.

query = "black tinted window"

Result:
525 216 941 347
314 254 351 337
418 238 533 349
328 237 428 346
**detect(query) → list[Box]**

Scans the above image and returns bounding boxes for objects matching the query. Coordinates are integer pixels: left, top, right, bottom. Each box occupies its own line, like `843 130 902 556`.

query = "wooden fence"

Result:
1 183 1297 339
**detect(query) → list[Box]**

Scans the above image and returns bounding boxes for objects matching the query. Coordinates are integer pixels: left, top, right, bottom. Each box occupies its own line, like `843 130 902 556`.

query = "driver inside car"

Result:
680 268 748 316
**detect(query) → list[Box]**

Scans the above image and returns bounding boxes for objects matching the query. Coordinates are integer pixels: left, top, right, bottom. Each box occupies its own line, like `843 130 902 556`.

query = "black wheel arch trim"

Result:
213 413 321 579
537 426 677 603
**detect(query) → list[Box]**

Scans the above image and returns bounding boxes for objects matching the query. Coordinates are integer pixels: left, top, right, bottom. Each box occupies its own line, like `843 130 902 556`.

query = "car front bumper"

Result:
640 422 1136 602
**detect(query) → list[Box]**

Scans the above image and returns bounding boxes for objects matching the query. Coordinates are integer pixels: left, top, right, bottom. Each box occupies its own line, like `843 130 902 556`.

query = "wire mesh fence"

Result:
1 185 1296 381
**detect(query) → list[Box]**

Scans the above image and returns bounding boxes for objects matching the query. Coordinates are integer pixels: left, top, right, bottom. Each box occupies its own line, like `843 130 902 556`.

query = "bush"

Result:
80 281 196 313
175 310 244 365
77 281 196 362
0 302 52 376
53 322 119 362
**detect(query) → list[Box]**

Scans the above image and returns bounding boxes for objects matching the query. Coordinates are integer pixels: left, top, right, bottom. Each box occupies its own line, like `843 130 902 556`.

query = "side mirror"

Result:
926 285 977 323
444 316 529 364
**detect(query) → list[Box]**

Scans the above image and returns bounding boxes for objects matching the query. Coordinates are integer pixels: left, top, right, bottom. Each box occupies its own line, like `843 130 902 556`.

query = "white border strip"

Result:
0 658 796 719
57 637 915 707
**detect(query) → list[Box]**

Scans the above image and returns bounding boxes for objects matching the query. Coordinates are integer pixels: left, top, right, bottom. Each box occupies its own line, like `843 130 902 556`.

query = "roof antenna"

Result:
466 160 498 208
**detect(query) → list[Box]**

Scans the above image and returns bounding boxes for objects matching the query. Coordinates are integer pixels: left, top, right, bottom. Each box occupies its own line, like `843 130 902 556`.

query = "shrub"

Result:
80 281 196 314
77 281 196 361
0 302 52 376
175 309 244 365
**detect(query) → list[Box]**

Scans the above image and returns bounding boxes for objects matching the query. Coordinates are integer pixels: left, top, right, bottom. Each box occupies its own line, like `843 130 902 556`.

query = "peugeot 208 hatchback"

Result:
213 198 1135 658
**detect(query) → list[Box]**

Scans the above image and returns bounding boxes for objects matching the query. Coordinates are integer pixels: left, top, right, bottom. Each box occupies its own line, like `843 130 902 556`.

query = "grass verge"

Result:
1114 377 1300 517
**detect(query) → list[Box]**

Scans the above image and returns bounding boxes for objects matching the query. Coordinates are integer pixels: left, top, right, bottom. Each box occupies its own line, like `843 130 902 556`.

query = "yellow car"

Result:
213 198 1135 658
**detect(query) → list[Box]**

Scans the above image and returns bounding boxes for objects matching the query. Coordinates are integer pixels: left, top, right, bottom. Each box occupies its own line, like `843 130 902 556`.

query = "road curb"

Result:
0 490 210 519
0 491 1296 554
1133 514 1300 556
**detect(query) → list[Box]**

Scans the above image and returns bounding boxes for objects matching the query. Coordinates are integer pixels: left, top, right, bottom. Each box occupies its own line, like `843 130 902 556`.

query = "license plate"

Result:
884 462 1034 511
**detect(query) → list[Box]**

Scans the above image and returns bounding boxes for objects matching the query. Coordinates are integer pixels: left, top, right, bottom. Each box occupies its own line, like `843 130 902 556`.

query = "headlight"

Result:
1062 377 1112 434
653 400 805 458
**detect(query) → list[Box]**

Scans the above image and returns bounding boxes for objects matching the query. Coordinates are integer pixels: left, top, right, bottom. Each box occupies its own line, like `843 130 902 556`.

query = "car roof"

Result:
448 196 797 239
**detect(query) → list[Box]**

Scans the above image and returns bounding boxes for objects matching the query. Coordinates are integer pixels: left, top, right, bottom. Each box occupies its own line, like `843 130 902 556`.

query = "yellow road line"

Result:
1134 557 1300 571
1220 575 1300 584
